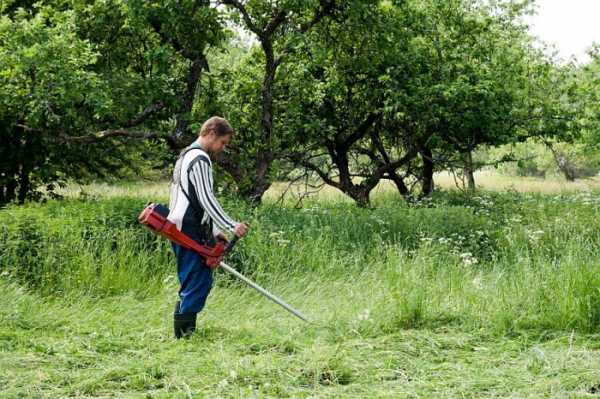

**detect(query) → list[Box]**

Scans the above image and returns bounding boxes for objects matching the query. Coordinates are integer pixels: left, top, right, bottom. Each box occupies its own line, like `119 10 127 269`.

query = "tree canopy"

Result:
0 0 597 206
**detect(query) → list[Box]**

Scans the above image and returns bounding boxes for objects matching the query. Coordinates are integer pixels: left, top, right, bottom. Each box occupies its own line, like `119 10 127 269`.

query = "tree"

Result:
216 0 339 204
0 9 115 203
572 47 600 163
0 1 228 204
393 0 543 191
274 0 423 207
541 47 600 180
268 0 546 204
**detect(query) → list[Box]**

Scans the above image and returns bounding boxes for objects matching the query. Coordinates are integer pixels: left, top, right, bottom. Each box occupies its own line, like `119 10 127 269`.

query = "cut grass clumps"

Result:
297 360 354 387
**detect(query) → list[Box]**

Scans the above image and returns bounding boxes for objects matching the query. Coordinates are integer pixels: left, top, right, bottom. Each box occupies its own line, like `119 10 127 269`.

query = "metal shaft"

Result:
220 261 309 323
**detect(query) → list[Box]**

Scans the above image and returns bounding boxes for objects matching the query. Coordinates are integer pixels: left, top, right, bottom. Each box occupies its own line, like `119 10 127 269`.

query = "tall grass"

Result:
2 189 600 334
0 198 171 296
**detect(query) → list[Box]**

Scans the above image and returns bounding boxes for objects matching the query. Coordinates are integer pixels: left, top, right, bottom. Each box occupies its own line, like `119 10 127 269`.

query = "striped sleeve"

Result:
189 160 237 233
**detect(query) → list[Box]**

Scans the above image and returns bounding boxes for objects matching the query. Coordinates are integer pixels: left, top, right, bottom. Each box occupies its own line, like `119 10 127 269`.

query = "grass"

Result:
434 170 600 194
57 170 600 205
3 174 600 397
2 277 600 398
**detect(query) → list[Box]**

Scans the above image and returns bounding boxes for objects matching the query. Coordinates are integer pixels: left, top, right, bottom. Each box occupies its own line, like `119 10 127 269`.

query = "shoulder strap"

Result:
176 144 207 218
186 152 211 174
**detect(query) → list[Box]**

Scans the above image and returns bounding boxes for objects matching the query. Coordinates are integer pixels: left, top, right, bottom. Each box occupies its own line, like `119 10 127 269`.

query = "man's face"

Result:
206 131 232 155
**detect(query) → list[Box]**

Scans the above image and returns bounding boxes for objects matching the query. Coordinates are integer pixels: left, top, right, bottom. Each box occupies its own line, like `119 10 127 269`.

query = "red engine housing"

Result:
138 203 225 268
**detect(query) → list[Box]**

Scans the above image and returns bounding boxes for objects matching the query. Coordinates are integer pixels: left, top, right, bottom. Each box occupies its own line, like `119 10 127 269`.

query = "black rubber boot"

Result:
173 301 197 339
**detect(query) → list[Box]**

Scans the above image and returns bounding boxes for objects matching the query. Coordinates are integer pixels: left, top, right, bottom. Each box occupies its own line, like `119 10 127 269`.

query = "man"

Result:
168 116 249 339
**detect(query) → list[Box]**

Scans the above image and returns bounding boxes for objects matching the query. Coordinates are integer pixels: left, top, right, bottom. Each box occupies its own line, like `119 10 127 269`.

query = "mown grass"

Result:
2 183 600 397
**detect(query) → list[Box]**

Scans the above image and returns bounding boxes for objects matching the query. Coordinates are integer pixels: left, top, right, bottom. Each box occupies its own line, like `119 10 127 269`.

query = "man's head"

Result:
198 116 234 155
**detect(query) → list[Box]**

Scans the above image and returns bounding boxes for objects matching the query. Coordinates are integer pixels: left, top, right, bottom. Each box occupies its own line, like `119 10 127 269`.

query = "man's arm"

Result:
189 159 237 233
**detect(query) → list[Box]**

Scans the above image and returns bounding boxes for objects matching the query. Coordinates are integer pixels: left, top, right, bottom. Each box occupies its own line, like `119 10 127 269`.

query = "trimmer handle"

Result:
224 235 239 254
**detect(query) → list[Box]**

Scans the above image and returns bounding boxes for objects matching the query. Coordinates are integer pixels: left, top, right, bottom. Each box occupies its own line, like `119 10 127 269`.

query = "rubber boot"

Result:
173 301 197 339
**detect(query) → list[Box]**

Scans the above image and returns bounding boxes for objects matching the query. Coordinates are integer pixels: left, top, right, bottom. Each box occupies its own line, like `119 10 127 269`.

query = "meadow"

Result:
1 173 600 398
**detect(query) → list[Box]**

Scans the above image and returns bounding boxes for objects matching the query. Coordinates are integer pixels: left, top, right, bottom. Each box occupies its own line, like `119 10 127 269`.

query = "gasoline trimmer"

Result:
138 203 309 322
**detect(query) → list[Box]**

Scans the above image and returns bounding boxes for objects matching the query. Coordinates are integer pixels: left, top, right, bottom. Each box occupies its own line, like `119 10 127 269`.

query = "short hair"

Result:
199 116 235 137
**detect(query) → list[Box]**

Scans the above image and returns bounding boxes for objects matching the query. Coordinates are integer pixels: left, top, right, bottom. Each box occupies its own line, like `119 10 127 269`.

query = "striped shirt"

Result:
168 146 237 243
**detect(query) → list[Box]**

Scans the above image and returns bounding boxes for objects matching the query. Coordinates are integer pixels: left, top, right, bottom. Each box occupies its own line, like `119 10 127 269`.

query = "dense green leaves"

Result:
0 1 226 204
0 0 597 206
0 8 112 203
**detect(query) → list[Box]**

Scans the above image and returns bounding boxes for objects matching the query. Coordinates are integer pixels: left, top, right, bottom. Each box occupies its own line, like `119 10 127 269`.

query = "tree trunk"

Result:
0 164 13 205
420 147 434 197
552 151 577 181
17 165 30 204
246 40 278 205
174 56 207 141
17 130 32 204
463 150 476 191
388 171 410 199
0 157 18 205
350 187 371 208
6 179 18 204
1 179 18 205
247 151 273 204
330 145 372 207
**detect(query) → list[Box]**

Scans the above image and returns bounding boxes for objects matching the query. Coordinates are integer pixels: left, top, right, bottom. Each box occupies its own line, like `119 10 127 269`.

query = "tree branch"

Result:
286 152 341 190
219 0 260 36
124 101 165 128
264 9 287 37
372 148 419 178
339 112 380 150
276 0 339 65
57 129 178 148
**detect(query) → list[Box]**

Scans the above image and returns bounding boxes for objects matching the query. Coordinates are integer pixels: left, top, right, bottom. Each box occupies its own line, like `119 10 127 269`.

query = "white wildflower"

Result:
527 230 544 242
460 252 478 266
357 308 371 321
218 379 229 389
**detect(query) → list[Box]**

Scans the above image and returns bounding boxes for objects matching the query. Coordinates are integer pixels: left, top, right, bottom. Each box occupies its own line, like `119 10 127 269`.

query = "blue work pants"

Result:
172 243 213 314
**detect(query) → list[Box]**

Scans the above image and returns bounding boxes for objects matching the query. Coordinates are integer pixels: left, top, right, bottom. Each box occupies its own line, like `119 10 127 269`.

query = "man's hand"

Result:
234 222 249 238
216 232 228 244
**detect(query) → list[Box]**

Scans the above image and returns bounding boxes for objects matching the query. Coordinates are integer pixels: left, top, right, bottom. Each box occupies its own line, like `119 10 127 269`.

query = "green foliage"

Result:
231 0 576 204
0 5 155 203
489 140 600 178
574 48 600 151
2 0 597 206
0 0 230 205
0 9 108 203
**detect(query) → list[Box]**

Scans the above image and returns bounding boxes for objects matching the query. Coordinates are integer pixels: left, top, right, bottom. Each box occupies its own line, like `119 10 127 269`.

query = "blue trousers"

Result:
172 243 213 314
